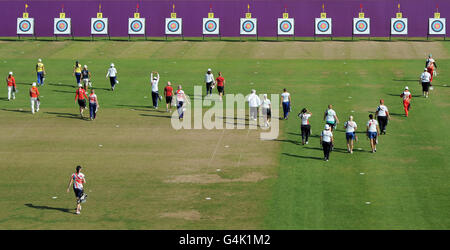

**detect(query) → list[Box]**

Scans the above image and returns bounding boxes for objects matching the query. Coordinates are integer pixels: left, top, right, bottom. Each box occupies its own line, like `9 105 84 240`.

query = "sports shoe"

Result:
76 211 80 215
305 141 309 145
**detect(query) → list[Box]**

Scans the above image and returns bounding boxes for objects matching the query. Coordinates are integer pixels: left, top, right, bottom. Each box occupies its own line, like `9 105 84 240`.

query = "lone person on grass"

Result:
6 72 16 101
375 99 390 135
67 165 86 215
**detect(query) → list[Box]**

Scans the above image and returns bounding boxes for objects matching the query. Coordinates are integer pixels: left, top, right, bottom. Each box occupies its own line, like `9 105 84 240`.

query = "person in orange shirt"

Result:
400 86 412 117
75 85 88 118
6 72 16 101
216 72 225 101
163 81 174 112
29 82 40 114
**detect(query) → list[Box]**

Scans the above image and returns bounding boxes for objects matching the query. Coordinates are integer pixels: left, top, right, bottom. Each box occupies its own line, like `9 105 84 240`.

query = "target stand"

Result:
314 16 333 41
90 14 110 41
390 14 408 41
239 16 258 41
54 15 73 41
352 14 371 41
128 14 147 41
427 14 446 41
277 14 295 41
165 16 183 41
17 13 36 40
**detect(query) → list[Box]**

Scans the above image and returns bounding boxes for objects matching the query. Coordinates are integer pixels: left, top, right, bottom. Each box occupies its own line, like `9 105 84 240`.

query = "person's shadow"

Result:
25 203 75 214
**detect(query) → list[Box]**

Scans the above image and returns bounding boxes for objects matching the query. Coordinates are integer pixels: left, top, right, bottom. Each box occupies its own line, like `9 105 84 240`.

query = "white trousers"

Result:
31 98 40 114
7 86 15 100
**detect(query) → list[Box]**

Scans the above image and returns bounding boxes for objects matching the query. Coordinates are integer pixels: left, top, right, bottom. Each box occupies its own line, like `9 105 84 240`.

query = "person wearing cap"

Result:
260 94 271 127
247 89 261 121
150 71 160 109
280 88 291 120
419 68 431 98
6 72 16 101
81 65 91 91
205 68 215 97
106 63 118 91
29 82 40 114
320 124 334 161
75 84 88 118
164 81 174 112
400 86 412 117
216 72 225 101
344 116 357 153
36 59 45 86
366 114 380 153
73 60 82 85
426 54 437 84
88 89 99 121
323 104 339 131
375 99 390 135
298 108 312 145
176 85 188 119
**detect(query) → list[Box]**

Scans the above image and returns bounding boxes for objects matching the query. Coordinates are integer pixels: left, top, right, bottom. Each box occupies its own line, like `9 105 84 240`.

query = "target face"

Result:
128 18 145 35
91 18 108 34
203 18 220 35
315 18 332 35
17 18 34 34
240 18 257 35
54 18 71 34
277 18 294 35
165 18 182 34
391 18 408 35
429 18 446 35
353 18 370 35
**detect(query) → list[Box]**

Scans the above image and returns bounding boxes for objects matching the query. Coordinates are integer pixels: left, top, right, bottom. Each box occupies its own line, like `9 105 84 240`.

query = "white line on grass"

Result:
208 129 225 168
236 129 251 168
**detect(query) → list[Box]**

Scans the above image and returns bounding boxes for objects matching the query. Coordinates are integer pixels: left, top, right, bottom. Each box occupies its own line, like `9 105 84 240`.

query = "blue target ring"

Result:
19 20 31 32
204 20 217 32
279 20 292 33
393 20 406 32
355 20 368 32
431 20 444 32
167 20 180 32
56 20 68 32
93 20 106 32
242 20 255 32
130 20 143 32
317 20 330 32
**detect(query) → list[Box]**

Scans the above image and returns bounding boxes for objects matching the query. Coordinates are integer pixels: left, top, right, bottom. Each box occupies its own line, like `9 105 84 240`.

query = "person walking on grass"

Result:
6 72 16 101
164 81 174 112
176 85 188 119
426 54 437 85
261 94 271 127
88 89 99 121
81 65 92 91
75 84 88 119
420 68 432 98
66 165 86 215
216 72 225 101
150 71 161 109
29 82 40 114
247 89 261 121
36 58 46 86
375 99 390 135
344 115 357 154
73 61 82 86
106 63 118 91
320 124 334 161
400 86 412 117
324 104 339 131
280 88 291 120
298 108 312 145
205 68 215 97
367 114 380 153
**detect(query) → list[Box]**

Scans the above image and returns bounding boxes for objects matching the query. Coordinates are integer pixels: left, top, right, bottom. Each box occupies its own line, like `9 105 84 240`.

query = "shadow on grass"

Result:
386 93 422 98
0 97 10 102
116 104 152 109
139 113 172 119
45 111 88 121
0 108 30 114
282 153 323 161
25 203 74 214
392 79 420 82
53 89 74 94
48 83 76 88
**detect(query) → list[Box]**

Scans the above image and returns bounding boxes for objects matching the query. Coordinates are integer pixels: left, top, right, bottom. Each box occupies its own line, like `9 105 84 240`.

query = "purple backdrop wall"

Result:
1 0 449 37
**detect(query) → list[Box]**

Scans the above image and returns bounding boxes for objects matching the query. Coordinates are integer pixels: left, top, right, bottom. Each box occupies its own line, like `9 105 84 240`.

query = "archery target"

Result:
315 18 332 35
91 18 108 35
54 18 71 35
429 18 446 35
277 18 294 35
353 18 370 35
165 18 182 35
128 18 146 35
391 18 408 35
17 18 34 35
203 18 219 35
240 18 257 35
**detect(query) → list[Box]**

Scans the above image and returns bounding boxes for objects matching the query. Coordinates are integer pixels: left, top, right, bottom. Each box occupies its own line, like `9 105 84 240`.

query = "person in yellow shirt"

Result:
73 60 82 85
36 58 46 86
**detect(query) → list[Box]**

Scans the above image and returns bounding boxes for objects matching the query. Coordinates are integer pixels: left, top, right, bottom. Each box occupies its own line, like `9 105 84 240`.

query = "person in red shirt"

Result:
164 81 174 112
216 72 225 101
6 72 16 101
400 86 412 117
29 82 40 114
75 86 88 118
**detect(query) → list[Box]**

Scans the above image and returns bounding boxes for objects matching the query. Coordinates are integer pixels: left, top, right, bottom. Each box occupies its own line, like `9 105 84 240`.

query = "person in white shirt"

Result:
247 89 261 121
400 86 412 117
67 165 87 215
323 104 339 131
176 85 188 119
320 124 334 161
106 63 118 91
366 114 380 153
298 108 312 145
150 71 161 109
280 88 291 120
260 94 271 127
205 68 215 96
344 116 357 153
375 99 390 135
419 68 432 98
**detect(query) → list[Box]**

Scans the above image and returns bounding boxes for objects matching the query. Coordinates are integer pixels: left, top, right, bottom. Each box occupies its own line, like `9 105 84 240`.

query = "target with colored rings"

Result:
56 20 68 32
393 20 406 32
130 20 143 32
205 20 217 32
279 20 292 33
242 20 255 32
167 20 180 32
93 20 106 32
19 20 31 32
317 20 330 32
355 20 368 32
431 20 444 32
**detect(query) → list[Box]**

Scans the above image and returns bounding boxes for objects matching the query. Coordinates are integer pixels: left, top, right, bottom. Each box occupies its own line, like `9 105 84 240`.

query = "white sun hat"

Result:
207 68 211 71
9 72 13 75
32 82 36 86
110 63 114 67
324 124 330 130
405 86 409 90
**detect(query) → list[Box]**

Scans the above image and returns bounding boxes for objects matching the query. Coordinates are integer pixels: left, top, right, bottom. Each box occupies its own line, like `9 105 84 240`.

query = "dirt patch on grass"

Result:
419 146 442 151
165 172 270 184
160 210 201 220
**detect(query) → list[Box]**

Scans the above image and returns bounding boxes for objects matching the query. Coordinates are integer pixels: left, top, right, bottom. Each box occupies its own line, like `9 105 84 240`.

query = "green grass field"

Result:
0 40 449 229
